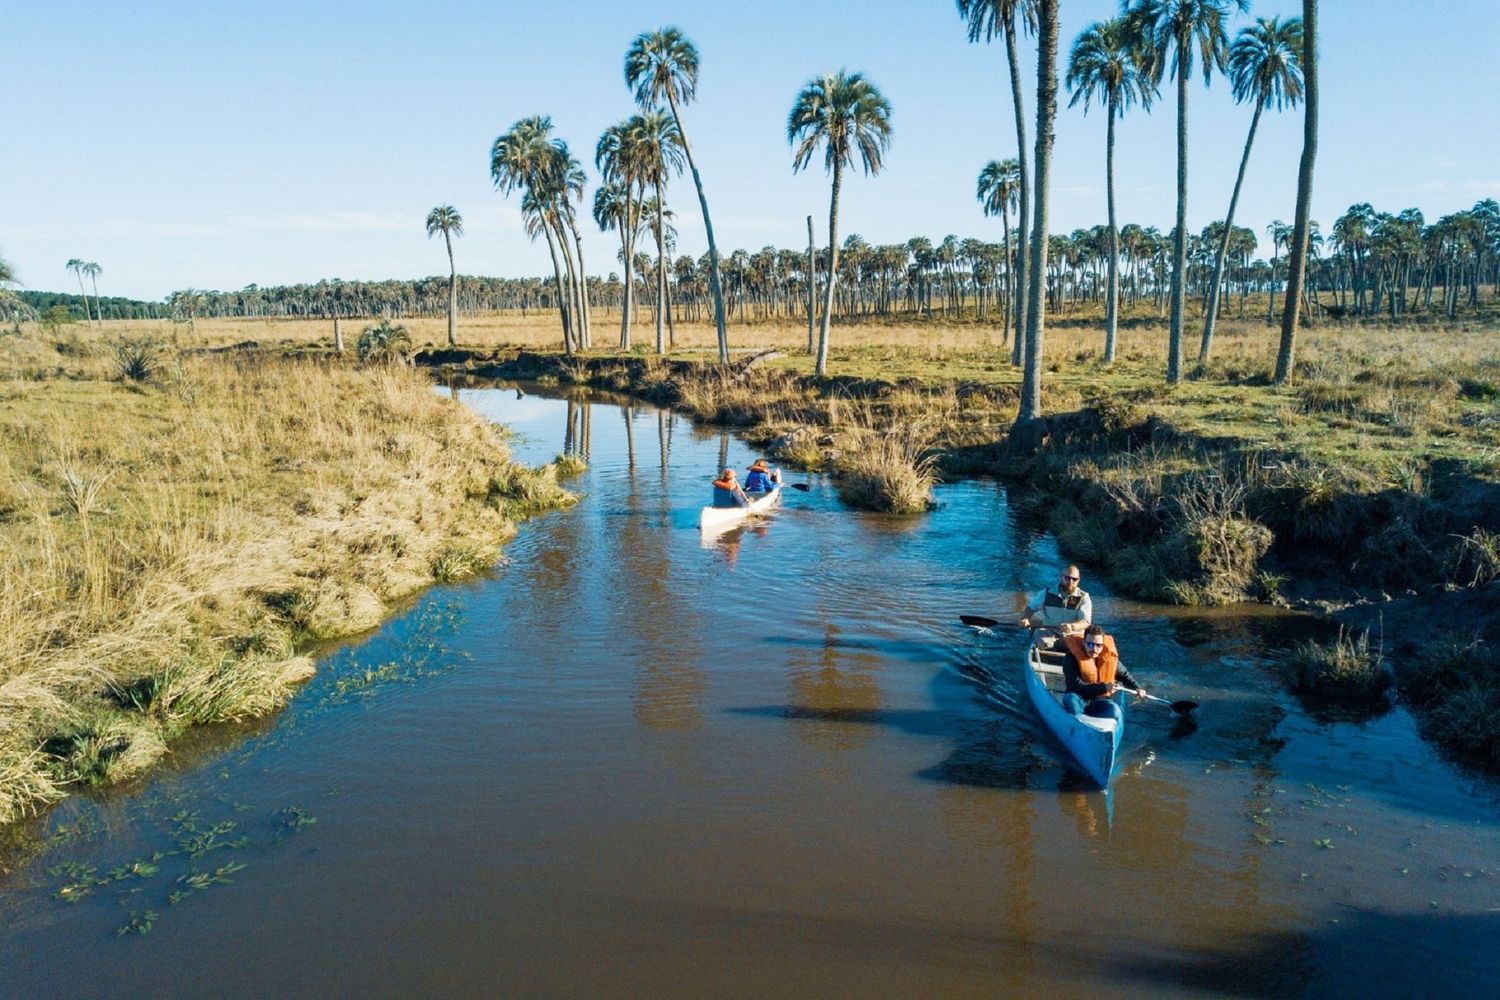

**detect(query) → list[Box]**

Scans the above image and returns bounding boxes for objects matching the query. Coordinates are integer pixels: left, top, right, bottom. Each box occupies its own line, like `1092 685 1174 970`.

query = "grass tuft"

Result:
1286 627 1390 701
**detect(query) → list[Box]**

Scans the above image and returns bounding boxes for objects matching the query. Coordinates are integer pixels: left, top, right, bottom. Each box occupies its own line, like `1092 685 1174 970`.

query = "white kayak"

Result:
699 485 782 533
1022 641 1125 788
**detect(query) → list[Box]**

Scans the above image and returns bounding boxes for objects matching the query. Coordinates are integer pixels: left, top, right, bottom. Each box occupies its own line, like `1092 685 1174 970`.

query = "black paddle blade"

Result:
787 483 812 492
1170 700 1199 715
960 614 1002 629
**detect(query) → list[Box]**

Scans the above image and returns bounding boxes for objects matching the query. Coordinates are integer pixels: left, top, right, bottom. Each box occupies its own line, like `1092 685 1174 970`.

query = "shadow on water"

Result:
1103 911 1500 998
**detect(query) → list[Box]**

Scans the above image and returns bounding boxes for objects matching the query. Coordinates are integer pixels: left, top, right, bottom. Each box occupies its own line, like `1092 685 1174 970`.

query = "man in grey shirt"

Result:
1020 564 1092 641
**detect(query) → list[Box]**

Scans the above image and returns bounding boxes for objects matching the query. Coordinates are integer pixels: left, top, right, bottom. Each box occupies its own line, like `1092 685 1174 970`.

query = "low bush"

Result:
1285 627 1391 701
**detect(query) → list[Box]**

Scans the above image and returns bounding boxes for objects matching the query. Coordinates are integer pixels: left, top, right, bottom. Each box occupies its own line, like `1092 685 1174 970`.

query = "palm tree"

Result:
625 27 730 364
976 158 1021 345
1067 17 1155 363
957 1 1037 366
1200 15 1302 363
425 205 464 348
1127 0 1246 382
0 251 15 287
357 318 412 364
1017 0 1059 425
788 70 893 377
629 110 685 353
491 115 577 353
66 258 96 327
1276 0 1317 383
597 119 650 349
83 262 103 327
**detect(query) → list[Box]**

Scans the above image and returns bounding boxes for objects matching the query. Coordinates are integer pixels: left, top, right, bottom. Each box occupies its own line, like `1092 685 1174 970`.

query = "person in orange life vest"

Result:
743 458 777 494
712 468 750 508
1059 624 1146 721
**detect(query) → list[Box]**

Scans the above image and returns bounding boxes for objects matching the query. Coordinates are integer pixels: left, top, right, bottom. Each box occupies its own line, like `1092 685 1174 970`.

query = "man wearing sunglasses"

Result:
1020 565 1092 644
1060 624 1146 719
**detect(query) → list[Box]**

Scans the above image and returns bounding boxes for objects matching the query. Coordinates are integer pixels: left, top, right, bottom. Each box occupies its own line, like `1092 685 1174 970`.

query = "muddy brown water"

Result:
3 381 1498 997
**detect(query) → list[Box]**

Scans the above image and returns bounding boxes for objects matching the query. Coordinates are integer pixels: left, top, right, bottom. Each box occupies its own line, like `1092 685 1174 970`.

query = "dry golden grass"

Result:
0 329 572 825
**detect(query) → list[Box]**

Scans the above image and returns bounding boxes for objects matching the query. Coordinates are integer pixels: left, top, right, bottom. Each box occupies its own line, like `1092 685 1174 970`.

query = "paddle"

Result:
959 614 1022 631
785 482 811 492
1137 691 1199 715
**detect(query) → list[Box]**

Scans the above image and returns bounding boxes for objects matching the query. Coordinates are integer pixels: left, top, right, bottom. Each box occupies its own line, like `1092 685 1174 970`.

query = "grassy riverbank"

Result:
0 332 573 826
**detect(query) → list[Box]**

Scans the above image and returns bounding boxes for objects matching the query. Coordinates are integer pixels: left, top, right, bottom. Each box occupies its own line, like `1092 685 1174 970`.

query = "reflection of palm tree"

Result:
1200 16 1302 363
787 70 893 377
787 624 884 753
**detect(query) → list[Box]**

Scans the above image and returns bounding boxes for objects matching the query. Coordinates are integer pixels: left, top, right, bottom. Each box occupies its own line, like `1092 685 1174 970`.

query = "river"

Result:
3 380 1498 997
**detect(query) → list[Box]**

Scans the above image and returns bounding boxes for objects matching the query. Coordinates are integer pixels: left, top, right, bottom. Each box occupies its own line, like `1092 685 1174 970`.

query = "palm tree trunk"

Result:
444 231 457 348
806 215 817 354
1200 102 1263 364
570 223 593 350
1168 52 1189 383
1001 209 1012 346
1104 95 1120 364
334 314 344 353
1276 0 1317 383
541 221 575 355
654 191 667 354
1005 18 1031 368
664 90 729 364
556 220 585 350
74 272 92 326
619 195 635 350
88 274 102 328
1017 0 1057 425
816 162 844 378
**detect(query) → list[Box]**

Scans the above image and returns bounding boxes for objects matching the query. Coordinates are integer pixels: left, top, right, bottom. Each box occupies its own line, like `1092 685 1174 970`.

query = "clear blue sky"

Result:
4 0 1497 300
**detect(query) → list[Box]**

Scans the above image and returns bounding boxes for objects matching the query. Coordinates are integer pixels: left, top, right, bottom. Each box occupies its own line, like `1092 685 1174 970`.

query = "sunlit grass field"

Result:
0 333 574 827
71 301 1497 479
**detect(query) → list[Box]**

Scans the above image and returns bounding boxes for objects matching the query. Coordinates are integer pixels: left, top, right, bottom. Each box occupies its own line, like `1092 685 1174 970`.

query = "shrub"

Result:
356 319 412 364
110 338 163 382
431 545 491 583
1448 528 1500 588
835 421 937 514
1286 627 1390 701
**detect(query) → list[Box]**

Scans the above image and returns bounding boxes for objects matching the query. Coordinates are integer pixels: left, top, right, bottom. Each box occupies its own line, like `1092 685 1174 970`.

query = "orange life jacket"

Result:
1063 633 1118 687
712 474 738 491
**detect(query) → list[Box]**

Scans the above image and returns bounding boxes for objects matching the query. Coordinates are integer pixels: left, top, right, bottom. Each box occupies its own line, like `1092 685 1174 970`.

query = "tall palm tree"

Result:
625 27 730 364
788 70 893 377
83 262 103 327
1127 0 1246 382
1276 0 1317 383
1018 0 1059 425
1199 15 1302 363
976 158 1021 345
491 115 577 353
597 119 650 349
957 1 1037 366
66 258 96 327
425 205 464 348
626 110 685 354
1067 16 1155 363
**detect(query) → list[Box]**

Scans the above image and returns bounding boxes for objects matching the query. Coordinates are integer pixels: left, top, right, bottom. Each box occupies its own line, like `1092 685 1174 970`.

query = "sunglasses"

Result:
1062 575 1080 581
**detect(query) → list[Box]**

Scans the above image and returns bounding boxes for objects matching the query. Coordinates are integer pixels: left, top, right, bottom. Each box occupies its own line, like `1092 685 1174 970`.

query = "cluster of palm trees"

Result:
65 259 105 329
